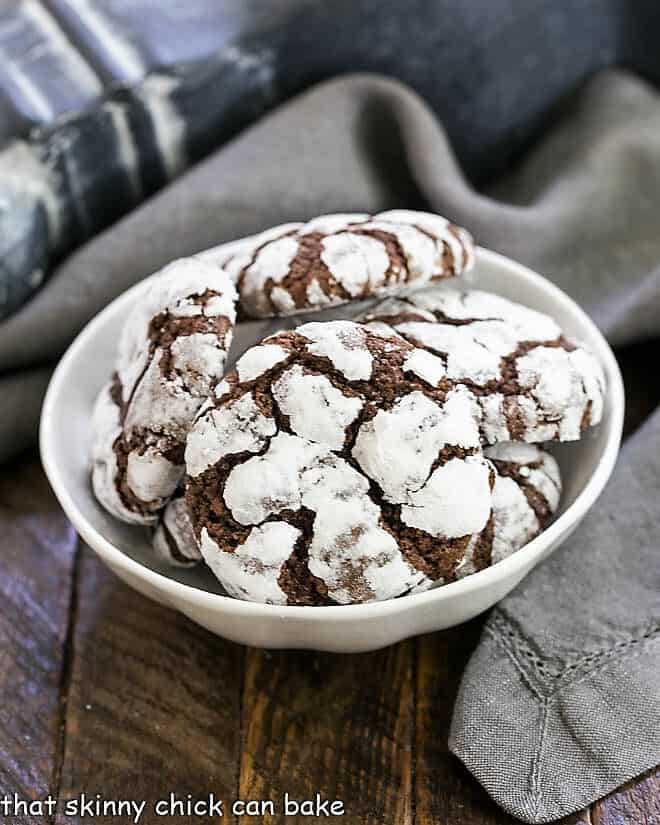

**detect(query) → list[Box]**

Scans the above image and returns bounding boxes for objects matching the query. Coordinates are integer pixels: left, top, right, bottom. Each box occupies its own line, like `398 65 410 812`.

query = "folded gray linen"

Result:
451 406 660 821
0 68 658 821
3 69 660 453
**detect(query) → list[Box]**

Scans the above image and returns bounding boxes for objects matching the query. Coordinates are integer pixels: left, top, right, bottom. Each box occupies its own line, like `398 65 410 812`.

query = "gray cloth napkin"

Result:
1 67 658 820
451 407 660 821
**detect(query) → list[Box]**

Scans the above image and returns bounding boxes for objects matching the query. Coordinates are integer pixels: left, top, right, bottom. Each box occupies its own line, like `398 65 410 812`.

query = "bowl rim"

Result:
40 247 625 622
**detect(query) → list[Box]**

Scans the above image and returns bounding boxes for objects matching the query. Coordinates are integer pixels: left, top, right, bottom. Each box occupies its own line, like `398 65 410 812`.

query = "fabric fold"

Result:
3 70 660 456
451 409 660 822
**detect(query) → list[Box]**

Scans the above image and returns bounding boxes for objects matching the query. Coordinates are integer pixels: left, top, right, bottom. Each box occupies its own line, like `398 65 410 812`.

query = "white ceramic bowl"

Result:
40 248 624 652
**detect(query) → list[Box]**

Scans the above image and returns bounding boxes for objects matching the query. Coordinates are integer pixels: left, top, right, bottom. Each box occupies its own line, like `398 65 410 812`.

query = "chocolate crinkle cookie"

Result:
152 491 201 567
205 210 474 319
455 442 561 580
91 258 237 525
184 320 556 606
359 287 605 442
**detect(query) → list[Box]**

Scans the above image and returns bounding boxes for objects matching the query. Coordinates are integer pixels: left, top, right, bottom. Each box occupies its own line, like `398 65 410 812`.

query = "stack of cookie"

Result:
91 210 605 605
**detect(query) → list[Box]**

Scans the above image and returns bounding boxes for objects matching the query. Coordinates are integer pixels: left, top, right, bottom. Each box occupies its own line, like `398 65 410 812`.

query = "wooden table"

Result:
2 340 659 825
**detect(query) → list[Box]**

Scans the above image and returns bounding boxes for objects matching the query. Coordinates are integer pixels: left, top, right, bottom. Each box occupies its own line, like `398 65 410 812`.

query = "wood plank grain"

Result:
415 621 517 825
54 546 244 824
592 767 660 825
0 455 77 822
238 642 414 824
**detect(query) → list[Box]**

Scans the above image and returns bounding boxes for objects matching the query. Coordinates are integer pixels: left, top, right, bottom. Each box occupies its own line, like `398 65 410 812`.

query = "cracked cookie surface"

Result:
454 442 562 581
91 258 237 525
149 441 561 590
359 287 605 443
185 320 502 606
207 210 474 319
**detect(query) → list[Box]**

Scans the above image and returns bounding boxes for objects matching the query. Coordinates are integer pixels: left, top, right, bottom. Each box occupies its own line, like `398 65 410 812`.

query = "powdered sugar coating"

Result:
360 286 606 443
400 455 493 538
485 442 562 512
303 454 430 603
395 320 520 384
213 210 474 319
185 393 276 478
250 236 299 281
516 346 605 441
272 366 363 450
409 288 561 341
474 393 510 444
235 344 289 382
200 522 300 604
297 321 373 381
377 209 465 269
488 477 540 565
403 348 446 386
204 432 429 604
185 321 498 605
306 277 343 308
203 222 302 280
125 449 182 504
91 382 150 525
270 286 297 313
152 493 201 567
456 443 562 578
91 258 237 524
352 388 480 502
223 432 319 525
320 233 391 297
